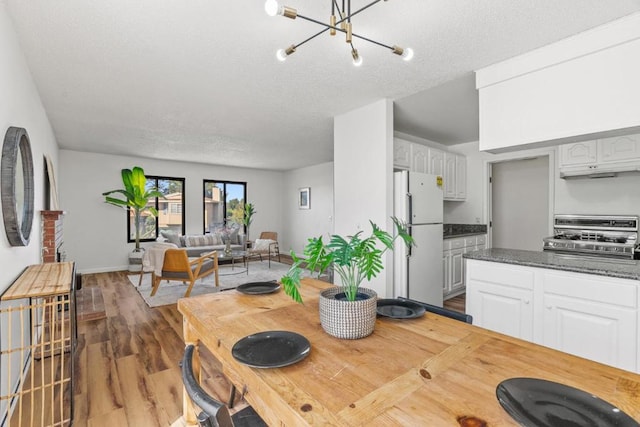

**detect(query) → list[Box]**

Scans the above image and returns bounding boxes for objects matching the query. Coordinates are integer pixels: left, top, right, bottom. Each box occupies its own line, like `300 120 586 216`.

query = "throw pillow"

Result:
228 227 240 244
184 235 214 247
160 231 182 247
209 233 222 245
253 239 275 251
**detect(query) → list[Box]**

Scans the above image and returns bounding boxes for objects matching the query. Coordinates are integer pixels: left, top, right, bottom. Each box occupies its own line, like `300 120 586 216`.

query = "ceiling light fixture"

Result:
264 0 413 66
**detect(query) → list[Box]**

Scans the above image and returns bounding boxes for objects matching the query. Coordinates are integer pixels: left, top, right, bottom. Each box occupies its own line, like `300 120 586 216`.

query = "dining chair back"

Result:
181 345 267 427
399 297 473 324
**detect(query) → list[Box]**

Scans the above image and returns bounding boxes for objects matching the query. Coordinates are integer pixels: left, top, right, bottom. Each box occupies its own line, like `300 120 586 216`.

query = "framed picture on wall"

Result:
299 187 310 209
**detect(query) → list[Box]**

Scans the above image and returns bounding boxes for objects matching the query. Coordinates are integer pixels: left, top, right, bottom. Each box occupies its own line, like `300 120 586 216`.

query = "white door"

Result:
407 224 443 307
408 172 443 224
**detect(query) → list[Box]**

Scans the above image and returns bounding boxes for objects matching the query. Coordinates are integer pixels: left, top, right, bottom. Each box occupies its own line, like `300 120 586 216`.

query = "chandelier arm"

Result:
296 0 382 27
293 27 331 49
343 0 382 22
296 13 394 50
350 32 393 50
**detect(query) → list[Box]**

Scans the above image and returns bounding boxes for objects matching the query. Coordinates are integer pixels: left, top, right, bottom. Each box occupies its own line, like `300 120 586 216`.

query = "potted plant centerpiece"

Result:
281 218 413 339
102 167 164 272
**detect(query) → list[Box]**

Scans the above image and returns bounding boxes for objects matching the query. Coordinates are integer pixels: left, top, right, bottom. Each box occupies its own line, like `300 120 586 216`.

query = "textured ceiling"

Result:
5 1 640 170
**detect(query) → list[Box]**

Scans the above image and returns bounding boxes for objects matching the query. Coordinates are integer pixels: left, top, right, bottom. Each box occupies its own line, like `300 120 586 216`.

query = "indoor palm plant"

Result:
281 217 413 339
102 167 164 269
242 202 256 247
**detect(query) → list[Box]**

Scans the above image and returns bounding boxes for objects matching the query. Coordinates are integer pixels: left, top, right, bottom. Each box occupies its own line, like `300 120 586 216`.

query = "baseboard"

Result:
76 265 128 274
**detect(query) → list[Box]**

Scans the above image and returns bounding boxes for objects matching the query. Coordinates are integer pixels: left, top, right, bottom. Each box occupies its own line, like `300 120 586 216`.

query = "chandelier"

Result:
264 0 414 66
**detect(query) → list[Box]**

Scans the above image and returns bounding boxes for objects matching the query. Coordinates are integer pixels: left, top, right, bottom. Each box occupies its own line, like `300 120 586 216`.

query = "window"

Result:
203 180 247 234
128 175 185 242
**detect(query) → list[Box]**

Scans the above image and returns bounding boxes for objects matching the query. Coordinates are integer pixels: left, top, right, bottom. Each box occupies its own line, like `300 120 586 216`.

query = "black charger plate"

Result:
496 378 639 427
376 298 426 319
236 281 281 295
232 331 310 368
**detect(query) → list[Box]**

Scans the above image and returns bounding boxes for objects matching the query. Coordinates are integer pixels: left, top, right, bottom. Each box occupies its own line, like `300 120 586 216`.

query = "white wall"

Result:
0 4 59 420
334 99 394 297
281 162 333 256
58 150 285 273
0 5 58 291
555 173 640 217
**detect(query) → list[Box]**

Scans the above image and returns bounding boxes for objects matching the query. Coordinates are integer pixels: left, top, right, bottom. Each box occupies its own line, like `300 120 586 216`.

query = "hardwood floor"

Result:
73 272 236 426
444 293 466 314
72 270 466 426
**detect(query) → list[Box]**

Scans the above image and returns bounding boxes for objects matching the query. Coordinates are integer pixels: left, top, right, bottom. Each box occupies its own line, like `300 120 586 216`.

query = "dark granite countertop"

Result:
464 248 640 281
443 224 487 239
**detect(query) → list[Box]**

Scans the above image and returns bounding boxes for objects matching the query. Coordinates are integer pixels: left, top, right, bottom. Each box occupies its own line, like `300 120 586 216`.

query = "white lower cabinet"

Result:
466 261 534 341
466 259 639 373
541 270 638 373
443 234 487 299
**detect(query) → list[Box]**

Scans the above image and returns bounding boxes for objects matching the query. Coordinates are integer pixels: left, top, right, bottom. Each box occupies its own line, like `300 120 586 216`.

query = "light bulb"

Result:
276 49 287 61
265 0 279 16
402 47 414 61
351 50 363 67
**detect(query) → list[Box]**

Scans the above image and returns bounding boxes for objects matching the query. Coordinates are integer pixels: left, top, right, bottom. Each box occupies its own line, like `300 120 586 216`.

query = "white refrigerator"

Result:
393 171 444 307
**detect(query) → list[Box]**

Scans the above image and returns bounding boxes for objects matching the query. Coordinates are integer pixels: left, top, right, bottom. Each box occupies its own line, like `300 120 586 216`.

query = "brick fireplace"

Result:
41 210 64 263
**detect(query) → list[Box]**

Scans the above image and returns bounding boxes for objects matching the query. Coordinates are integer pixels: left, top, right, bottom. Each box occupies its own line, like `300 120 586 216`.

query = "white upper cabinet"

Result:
443 152 466 201
559 133 640 177
411 143 429 174
559 141 597 167
455 155 467 200
393 139 465 200
428 148 444 176
599 134 640 164
444 152 456 199
393 138 411 170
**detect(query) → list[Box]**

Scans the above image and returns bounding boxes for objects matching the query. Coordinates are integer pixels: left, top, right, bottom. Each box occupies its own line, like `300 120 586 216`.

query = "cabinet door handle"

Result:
523 300 530 305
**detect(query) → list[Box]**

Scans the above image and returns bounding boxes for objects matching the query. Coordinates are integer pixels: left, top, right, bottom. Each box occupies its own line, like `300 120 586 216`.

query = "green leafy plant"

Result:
281 217 414 303
242 202 256 243
102 167 164 252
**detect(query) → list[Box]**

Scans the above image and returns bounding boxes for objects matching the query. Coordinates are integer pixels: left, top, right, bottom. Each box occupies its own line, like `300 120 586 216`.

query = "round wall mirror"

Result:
1 127 35 246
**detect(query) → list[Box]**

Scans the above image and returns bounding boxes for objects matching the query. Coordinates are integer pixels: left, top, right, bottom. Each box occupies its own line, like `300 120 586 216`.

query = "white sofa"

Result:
160 231 245 257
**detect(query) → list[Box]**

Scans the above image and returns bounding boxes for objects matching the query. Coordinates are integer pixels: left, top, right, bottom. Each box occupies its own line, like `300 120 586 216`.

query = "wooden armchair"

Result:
247 231 281 267
151 249 219 298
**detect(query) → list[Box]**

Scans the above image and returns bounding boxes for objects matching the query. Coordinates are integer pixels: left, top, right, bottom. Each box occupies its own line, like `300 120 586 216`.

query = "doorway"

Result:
489 156 550 251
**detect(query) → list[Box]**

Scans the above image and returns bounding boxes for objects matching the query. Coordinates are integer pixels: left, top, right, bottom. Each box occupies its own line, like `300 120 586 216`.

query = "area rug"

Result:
129 261 297 307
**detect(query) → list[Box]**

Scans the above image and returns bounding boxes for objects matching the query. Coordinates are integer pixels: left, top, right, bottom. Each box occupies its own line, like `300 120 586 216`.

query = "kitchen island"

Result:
465 248 640 373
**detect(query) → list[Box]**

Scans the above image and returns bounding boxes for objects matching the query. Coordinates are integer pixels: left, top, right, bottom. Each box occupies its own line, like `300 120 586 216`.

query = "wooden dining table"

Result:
177 278 640 426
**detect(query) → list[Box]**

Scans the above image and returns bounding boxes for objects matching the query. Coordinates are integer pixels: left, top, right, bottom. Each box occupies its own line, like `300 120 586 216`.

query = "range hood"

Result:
560 164 640 179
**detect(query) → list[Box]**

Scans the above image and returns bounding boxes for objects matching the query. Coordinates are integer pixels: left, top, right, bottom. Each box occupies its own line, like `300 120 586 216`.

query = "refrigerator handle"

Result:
407 192 413 257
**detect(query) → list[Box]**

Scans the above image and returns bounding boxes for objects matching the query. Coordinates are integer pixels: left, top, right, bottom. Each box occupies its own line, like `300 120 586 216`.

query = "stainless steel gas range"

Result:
543 214 639 259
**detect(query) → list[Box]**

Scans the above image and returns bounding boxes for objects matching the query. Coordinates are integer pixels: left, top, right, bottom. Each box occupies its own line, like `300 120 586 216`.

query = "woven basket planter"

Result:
319 287 378 339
